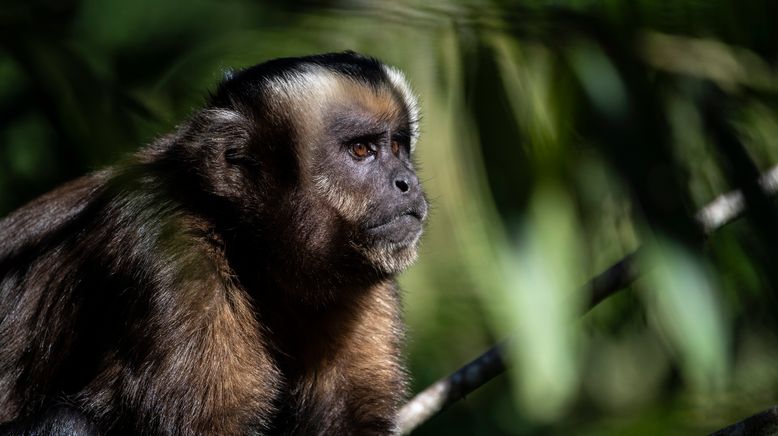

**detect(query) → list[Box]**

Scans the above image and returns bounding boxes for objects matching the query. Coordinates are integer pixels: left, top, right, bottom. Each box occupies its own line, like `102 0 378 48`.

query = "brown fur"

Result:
260 281 406 435
0 52 423 435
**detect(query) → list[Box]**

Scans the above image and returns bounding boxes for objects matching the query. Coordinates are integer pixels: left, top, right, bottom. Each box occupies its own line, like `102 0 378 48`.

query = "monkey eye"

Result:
349 142 374 159
391 140 400 157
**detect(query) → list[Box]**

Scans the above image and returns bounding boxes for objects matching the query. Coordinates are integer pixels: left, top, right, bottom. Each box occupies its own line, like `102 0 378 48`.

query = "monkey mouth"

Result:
364 211 424 245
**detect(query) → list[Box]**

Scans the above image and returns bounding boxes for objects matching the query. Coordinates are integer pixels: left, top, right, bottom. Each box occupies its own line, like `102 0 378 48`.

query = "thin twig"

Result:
398 164 778 434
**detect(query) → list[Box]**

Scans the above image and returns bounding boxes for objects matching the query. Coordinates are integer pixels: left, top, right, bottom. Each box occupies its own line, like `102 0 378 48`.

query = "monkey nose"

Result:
393 171 418 194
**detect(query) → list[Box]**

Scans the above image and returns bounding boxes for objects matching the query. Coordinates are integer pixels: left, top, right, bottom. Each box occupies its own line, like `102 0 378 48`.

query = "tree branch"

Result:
398 164 778 434
710 406 778 436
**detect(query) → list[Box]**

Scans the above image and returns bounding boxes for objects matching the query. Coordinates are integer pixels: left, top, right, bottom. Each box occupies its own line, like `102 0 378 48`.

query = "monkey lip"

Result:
364 212 423 244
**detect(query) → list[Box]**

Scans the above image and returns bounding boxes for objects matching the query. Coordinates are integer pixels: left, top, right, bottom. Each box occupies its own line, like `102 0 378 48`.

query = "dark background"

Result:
2 1 778 434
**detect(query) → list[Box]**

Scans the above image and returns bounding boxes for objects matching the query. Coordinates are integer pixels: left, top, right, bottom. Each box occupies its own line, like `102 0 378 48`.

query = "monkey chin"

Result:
360 240 421 275
357 213 424 274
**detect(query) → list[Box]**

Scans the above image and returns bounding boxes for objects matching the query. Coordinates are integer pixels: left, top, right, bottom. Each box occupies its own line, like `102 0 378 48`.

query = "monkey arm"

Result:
72 225 282 434
273 281 408 436
340 282 408 435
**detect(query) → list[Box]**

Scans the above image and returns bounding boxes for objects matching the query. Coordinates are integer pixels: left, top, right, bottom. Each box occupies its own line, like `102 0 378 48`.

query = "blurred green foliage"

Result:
2 0 778 434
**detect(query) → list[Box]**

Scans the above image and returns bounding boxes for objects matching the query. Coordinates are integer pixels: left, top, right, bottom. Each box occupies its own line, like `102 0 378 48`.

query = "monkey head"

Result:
201 52 427 296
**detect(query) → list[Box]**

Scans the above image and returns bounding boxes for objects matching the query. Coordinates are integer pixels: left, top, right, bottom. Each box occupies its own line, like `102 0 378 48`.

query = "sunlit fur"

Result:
381 65 421 151
357 239 423 274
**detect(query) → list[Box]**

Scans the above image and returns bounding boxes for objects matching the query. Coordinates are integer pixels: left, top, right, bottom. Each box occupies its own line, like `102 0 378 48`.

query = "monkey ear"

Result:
196 108 252 158
186 108 255 198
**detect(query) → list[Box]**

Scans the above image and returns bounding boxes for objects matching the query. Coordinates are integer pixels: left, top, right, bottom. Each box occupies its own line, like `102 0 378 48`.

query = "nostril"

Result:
395 179 410 193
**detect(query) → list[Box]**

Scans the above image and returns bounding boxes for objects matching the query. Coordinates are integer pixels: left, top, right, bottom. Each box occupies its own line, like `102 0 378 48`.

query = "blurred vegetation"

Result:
2 0 778 434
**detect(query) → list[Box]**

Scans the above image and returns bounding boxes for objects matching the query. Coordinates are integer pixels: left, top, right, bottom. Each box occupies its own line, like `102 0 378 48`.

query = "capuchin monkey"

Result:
0 51 427 435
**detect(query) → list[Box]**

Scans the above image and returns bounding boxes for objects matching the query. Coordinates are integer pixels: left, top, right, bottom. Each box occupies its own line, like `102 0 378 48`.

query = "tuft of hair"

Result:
210 51 421 150
381 64 421 151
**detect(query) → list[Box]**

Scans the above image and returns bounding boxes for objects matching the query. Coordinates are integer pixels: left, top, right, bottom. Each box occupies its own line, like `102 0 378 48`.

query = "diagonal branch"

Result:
398 164 778 435
710 405 778 436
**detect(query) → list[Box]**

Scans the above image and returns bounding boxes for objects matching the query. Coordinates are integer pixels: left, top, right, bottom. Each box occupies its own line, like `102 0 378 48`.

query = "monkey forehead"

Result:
263 65 420 150
322 89 409 135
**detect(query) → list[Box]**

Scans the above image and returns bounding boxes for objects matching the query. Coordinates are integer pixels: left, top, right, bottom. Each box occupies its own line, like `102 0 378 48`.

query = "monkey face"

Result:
307 89 428 275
